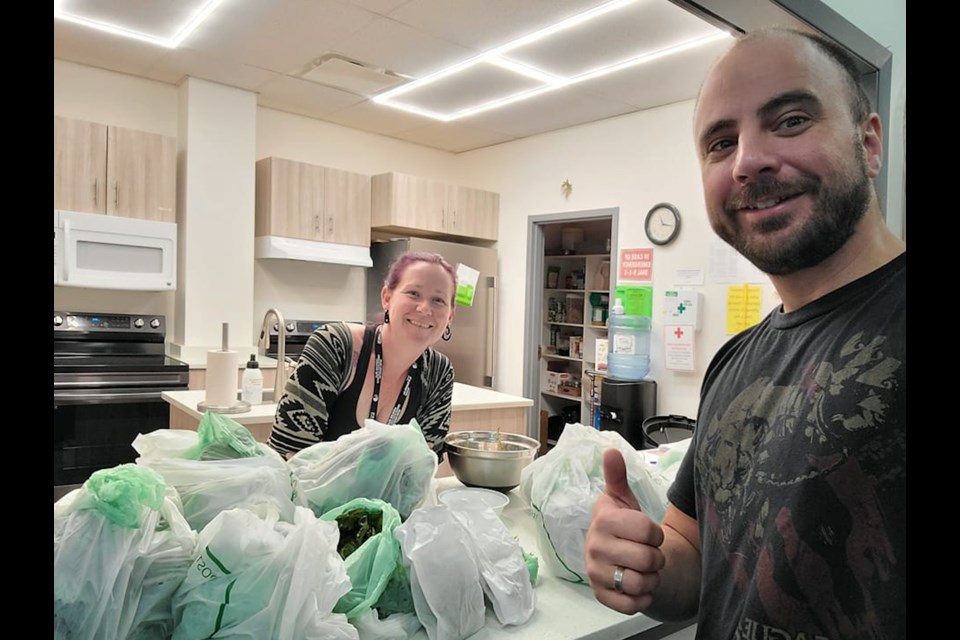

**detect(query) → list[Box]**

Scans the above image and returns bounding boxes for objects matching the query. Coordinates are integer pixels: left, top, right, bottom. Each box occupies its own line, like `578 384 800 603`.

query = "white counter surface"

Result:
422 476 690 640
162 382 532 425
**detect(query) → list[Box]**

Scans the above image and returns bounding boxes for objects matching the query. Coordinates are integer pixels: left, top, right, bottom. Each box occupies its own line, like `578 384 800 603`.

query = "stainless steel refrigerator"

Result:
367 238 498 388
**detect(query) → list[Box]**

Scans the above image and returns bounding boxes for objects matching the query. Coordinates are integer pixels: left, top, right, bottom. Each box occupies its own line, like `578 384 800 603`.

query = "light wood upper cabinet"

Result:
371 172 499 242
106 126 177 221
54 117 107 214
255 157 371 247
324 166 371 246
53 116 177 223
448 185 500 241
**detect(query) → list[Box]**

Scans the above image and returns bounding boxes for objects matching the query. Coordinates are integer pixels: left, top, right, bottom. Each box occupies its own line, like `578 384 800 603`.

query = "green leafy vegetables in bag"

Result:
335 507 383 559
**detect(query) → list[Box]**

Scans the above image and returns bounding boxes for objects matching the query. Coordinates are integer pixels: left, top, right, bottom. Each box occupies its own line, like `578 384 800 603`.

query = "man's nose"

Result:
732 132 781 184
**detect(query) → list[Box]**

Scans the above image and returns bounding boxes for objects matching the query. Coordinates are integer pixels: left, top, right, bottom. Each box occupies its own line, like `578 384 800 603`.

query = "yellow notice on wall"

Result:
726 285 763 334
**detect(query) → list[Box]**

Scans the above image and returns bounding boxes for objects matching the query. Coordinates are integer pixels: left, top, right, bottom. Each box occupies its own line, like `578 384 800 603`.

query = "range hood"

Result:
254 236 373 267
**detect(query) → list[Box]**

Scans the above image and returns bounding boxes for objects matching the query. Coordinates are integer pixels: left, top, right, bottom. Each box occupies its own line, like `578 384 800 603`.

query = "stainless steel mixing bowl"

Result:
444 430 540 491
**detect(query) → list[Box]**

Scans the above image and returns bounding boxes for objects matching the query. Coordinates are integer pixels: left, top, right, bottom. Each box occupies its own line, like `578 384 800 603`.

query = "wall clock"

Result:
644 202 681 246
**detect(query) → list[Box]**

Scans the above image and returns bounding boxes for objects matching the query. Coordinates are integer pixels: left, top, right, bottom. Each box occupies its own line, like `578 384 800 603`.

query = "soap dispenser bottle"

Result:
241 354 263 404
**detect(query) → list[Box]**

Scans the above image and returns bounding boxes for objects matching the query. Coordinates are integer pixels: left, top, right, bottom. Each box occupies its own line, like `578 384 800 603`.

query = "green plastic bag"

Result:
183 411 262 460
81 463 167 528
320 498 413 620
54 465 198 640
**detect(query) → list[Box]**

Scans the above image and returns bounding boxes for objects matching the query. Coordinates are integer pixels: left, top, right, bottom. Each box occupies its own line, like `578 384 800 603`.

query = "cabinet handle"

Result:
314 214 320 232
92 178 98 207
114 181 119 210
327 215 334 238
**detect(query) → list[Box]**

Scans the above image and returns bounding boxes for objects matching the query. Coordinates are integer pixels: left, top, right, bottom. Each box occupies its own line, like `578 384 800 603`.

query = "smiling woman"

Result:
268 251 458 461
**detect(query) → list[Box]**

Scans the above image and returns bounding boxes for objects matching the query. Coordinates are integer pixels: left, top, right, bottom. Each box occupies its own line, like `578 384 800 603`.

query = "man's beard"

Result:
713 142 872 276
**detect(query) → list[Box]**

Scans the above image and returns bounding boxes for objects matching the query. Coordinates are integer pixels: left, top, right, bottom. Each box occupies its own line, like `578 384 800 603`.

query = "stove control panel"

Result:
53 311 166 335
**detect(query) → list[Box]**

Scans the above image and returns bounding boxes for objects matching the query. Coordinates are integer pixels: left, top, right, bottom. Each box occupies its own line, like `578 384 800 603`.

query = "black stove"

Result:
265 319 355 360
54 311 189 489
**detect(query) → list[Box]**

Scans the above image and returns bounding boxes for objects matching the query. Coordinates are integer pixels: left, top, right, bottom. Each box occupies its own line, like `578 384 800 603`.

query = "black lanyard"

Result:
369 324 415 424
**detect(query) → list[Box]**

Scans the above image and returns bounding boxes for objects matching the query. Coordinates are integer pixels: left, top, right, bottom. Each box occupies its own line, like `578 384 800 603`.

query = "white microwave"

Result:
54 210 177 291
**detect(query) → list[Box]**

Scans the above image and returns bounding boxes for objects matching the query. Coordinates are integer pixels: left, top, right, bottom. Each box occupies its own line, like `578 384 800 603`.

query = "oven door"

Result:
54 385 177 488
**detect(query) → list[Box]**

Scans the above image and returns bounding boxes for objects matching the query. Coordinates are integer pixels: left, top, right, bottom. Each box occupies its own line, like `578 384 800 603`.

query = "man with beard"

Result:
584 27 905 638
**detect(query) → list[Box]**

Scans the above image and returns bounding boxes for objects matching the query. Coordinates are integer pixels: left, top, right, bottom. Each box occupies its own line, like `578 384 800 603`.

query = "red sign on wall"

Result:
619 248 653 282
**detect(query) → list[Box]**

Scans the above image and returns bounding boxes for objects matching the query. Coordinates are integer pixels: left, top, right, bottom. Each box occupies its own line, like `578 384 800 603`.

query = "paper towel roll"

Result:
205 350 240 407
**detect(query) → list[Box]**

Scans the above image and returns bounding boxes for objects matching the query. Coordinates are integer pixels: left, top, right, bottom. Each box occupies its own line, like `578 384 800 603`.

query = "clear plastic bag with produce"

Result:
54 464 198 640
134 424 299 531
318 498 415 623
518 423 672 583
171 506 358 640
289 420 437 520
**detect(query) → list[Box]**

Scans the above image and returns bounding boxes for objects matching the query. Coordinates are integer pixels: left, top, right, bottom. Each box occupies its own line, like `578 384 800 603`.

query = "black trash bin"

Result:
642 415 696 448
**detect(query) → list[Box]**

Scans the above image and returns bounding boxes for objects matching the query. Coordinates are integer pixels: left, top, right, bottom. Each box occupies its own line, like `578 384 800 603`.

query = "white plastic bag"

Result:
171 506 358 640
134 429 299 531
289 420 437 520
394 506 486 640
518 423 672 583
54 465 198 640
351 610 422 640
447 505 535 626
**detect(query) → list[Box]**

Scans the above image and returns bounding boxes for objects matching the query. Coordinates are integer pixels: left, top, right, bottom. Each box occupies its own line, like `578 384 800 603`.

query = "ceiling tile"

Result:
458 86 637 137
184 0 377 74
54 19 167 77
387 0 606 51
342 0 413 16
256 75 365 119
322 100 436 136
506 0 723 78
331 15 476 78
392 121 517 153
580 37 731 109
392 61 545 115
142 46 281 89
58 0 207 41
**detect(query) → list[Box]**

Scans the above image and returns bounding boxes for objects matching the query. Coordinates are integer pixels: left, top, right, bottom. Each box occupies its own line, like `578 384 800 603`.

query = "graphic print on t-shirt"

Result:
697 329 904 640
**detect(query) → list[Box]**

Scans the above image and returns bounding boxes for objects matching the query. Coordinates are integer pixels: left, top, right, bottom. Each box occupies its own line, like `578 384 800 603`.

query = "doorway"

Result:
522 208 619 448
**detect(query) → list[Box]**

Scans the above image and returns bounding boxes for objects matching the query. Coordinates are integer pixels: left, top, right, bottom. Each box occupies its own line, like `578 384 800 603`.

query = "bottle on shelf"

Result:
606 298 651 380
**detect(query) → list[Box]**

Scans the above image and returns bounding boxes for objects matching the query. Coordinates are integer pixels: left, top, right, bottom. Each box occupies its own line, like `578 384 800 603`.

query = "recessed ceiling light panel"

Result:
53 0 227 48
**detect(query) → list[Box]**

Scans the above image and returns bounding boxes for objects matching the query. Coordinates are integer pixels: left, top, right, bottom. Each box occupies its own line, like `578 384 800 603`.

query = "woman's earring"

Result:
383 310 390 324
442 325 452 341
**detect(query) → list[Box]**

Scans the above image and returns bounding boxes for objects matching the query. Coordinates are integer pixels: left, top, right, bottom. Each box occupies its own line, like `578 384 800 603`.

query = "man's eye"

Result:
707 139 735 154
779 115 808 130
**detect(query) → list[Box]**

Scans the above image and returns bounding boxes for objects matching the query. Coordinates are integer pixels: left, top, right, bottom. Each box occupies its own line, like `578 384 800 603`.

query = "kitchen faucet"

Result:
258 308 291 396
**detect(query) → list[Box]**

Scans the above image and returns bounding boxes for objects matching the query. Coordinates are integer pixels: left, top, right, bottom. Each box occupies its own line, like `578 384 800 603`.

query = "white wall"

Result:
457 101 779 417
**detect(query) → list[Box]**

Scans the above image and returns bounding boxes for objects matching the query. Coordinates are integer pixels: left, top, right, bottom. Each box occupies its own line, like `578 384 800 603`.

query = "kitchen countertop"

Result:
425 476 693 640
162 382 532 425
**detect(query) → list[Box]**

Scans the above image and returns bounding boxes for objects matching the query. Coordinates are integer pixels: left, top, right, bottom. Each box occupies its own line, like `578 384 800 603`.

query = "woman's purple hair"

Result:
384 251 458 303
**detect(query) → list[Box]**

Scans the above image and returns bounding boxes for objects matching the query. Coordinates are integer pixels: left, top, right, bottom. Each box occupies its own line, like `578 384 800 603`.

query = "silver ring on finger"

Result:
613 565 625 593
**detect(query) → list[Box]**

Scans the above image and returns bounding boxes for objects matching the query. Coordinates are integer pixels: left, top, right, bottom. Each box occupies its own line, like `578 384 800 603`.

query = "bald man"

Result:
584 27 905 639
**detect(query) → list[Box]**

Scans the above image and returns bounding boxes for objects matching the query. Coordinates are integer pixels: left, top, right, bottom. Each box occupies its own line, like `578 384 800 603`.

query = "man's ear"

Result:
861 113 883 178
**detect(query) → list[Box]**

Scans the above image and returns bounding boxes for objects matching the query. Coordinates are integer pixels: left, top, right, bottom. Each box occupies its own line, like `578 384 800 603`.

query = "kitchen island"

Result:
425 475 695 640
161 382 534 478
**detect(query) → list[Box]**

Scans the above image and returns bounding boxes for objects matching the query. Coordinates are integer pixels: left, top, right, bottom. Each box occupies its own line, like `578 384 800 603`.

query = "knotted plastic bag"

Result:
171 506 358 640
134 426 298 531
182 410 263 460
54 464 198 640
518 423 672 583
319 498 414 621
289 419 437 520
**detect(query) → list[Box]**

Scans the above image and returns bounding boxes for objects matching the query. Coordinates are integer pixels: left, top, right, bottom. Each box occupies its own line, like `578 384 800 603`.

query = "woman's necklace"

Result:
369 324 415 424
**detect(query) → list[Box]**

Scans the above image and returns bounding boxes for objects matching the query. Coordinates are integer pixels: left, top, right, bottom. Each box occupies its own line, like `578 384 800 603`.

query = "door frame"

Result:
522 207 619 440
